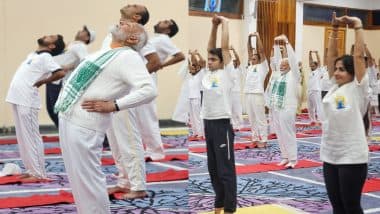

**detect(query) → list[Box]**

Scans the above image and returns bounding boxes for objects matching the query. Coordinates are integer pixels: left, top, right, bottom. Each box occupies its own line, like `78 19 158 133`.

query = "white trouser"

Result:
106 108 146 191
307 90 323 122
245 93 268 142
135 100 165 160
189 98 204 136
231 91 243 129
59 118 110 214
11 104 46 178
272 107 297 161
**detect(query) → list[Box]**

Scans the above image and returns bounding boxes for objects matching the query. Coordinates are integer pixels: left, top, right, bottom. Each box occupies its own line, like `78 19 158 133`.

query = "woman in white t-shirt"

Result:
201 15 236 214
321 13 369 214
244 32 269 148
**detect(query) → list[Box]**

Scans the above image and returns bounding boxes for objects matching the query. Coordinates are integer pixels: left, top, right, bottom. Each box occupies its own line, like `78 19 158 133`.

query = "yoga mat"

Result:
101 154 189 165
0 175 52 185
201 204 304 214
362 178 380 193
0 190 74 208
236 160 322 175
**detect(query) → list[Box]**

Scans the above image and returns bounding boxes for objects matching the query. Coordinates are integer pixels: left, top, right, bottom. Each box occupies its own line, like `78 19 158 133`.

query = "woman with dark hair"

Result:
321 12 369 214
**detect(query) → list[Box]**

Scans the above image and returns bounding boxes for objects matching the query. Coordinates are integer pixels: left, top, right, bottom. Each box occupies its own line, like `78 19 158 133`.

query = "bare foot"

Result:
277 159 289 166
18 173 31 179
214 207 223 214
107 186 130 194
257 142 267 148
20 175 43 183
123 190 148 199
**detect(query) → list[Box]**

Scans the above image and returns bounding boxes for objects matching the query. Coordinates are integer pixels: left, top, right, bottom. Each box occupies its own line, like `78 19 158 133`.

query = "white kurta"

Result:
59 48 156 214
268 44 299 161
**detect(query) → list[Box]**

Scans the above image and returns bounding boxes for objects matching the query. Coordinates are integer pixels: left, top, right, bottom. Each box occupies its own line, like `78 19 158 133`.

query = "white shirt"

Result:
188 69 204 99
60 48 156 132
267 43 300 109
321 66 333 91
320 74 369 164
244 60 269 94
53 41 89 84
308 67 324 92
231 66 242 92
150 33 180 63
368 66 379 89
201 62 234 120
6 51 61 109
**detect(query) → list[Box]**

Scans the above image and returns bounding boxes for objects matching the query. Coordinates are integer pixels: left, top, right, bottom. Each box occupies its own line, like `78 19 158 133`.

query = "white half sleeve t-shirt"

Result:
320 74 369 164
244 59 269 94
201 62 234 120
150 33 180 63
188 69 205 99
6 52 61 109
231 66 242 92
308 67 324 91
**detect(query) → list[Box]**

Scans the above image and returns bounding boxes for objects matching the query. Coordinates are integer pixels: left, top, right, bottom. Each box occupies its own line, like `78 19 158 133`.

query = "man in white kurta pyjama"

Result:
57 24 156 214
268 37 299 168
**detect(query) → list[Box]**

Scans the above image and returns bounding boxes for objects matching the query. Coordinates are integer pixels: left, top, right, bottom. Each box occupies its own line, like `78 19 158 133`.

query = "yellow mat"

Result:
201 204 305 214
160 129 189 136
371 136 380 141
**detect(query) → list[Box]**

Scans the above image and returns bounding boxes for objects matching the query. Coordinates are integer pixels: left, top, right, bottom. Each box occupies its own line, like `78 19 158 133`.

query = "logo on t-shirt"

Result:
335 95 346 109
211 76 219 88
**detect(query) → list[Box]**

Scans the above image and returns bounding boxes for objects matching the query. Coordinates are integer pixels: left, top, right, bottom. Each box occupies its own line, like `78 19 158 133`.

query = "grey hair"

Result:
131 24 148 51
109 25 127 42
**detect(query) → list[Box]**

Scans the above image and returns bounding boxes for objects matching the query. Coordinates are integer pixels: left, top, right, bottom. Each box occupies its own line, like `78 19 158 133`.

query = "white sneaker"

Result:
277 159 289 166
285 160 298 169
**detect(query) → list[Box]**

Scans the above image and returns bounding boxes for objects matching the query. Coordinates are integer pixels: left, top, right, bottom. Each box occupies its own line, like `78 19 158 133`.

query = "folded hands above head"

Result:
331 12 363 29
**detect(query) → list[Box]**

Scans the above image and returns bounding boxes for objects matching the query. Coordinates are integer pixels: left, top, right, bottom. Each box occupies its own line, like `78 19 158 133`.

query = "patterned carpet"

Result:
0 114 380 213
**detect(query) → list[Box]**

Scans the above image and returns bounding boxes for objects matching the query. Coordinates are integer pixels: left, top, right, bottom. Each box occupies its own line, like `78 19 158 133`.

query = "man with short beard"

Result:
6 34 66 181
55 22 156 213
46 26 96 127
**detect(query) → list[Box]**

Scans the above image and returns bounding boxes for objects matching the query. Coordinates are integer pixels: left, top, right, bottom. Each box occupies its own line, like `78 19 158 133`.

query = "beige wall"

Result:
0 0 246 127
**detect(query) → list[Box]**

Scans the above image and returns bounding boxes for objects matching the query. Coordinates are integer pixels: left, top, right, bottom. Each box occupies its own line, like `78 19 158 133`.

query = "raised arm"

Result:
272 43 282 71
327 12 340 78
195 50 206 68
220 16 231 65
230 46 240 67
364 45 374 67
315 51 321 67
208 15 220 51
308 51 313 67
247 34 254 62
323 47 328 66
350 17 366 82
255 32 266 63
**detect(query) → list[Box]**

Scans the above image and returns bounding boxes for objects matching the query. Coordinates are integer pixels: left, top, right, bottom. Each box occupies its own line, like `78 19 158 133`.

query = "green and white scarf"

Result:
269 74 287 109
54 48 125 113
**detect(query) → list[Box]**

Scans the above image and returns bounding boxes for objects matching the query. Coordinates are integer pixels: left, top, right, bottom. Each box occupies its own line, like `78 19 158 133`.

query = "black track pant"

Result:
323 162 367 214
322 91 328 99
46 83 61 128
204 119 237 213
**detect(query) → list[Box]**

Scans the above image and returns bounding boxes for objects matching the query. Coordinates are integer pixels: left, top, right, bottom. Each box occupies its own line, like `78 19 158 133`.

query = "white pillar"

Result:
295 0 304 62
